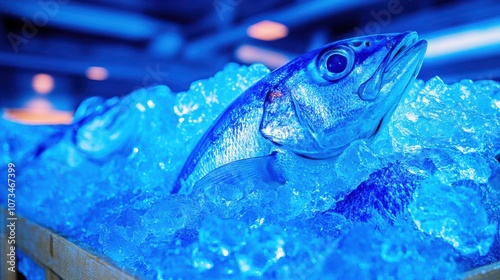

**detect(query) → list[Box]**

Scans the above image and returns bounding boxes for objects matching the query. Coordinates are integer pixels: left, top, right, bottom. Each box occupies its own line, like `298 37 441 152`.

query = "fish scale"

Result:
173 31 427 195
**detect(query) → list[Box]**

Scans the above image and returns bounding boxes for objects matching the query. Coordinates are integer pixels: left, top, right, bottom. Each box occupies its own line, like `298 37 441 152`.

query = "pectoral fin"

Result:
193 152 285 191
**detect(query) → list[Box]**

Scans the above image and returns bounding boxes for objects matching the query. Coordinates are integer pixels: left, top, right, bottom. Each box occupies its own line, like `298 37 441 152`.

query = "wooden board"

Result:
463 260 500 280
1 209 137 280
1 230 17 280
2 207 500 279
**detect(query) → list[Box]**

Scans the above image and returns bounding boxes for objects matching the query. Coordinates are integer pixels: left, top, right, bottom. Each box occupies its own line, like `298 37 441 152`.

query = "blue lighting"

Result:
0 1 499 278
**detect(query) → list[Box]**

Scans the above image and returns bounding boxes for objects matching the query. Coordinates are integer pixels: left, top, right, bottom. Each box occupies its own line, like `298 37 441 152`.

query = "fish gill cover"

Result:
1 54 500 278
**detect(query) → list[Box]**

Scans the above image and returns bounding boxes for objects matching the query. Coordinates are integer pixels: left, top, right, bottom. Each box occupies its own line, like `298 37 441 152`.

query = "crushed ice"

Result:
1 63 499 279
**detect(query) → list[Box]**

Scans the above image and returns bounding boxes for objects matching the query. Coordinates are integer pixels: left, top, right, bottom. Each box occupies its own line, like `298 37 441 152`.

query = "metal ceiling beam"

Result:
349 0 500 80
354 0 500 36
184 0 377 60
0 0 181 41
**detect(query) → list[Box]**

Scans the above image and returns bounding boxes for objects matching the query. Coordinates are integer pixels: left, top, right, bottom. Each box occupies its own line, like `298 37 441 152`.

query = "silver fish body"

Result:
173 31 427 194
173 78 275 193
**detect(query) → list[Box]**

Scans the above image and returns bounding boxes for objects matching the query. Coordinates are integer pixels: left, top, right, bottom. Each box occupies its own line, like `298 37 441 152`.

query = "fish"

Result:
21 93 140 163
70 94 144 160
172 31 427 195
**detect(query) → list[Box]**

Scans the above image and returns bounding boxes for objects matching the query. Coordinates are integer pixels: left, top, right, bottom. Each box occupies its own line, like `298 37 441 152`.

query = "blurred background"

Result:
0 0 499 124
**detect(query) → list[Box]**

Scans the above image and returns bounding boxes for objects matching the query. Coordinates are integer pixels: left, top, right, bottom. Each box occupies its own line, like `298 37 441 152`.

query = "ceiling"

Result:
0 0 499 113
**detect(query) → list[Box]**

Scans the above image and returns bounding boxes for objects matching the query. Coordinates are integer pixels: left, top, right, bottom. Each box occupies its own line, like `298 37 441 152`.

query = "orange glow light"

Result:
32 73 54 95
86 66 108 81
4 109 73 125
3 98 73 125
236 44 290 69
247 20 289 41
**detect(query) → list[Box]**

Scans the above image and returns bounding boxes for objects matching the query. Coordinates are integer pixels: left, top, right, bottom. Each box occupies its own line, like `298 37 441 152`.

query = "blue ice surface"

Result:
1 63 500 279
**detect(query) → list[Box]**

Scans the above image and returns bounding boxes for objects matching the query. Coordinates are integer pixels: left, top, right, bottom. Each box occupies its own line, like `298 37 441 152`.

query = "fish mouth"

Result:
367 32 426 137
357 32 427 140
384 32 427 71
357 32 426 101
382 32 427 103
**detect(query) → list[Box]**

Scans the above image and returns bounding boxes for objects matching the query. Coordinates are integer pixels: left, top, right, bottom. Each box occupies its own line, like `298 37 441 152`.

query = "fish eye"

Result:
317 48 354 81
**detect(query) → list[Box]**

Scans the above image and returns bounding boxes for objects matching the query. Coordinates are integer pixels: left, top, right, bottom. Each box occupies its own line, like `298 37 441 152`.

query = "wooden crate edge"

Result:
1 208 137 280
462 260 500 280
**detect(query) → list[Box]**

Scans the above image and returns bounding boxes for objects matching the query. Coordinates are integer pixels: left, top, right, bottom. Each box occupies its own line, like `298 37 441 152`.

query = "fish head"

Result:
260 31 427 158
